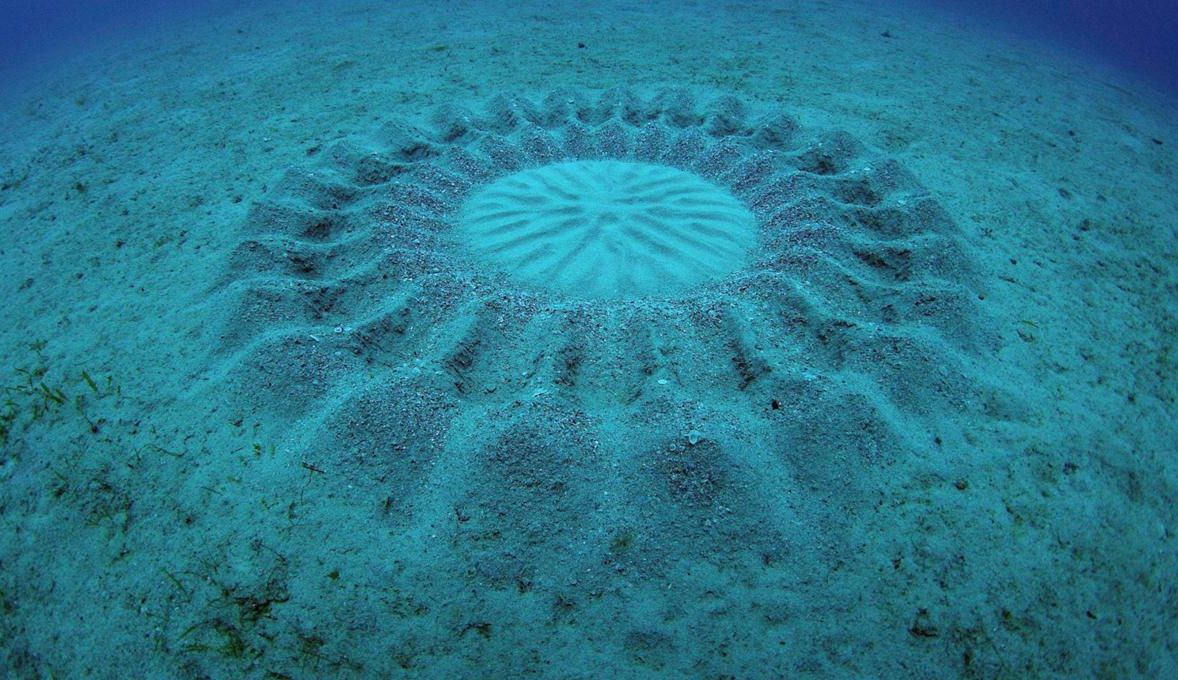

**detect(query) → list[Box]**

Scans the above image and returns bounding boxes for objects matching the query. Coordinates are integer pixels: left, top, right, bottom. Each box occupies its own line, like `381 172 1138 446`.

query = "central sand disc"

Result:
456 160 757 300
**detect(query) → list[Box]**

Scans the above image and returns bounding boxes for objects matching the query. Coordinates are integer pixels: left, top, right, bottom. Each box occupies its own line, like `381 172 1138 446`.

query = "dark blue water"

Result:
3 0 1176 94
0 0 227 79
923 0 1178 93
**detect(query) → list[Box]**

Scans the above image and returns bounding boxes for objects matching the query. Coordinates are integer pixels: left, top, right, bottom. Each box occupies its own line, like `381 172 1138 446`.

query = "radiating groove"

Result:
213 90 988 580
626 229 724 276
483 222 573 254
627 214 738 256
534 175 582 201
479 218 535 238
456 160 757 299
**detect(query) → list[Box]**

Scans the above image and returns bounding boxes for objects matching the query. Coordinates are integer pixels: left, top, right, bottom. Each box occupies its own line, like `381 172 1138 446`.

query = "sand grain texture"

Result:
0 0 1175 677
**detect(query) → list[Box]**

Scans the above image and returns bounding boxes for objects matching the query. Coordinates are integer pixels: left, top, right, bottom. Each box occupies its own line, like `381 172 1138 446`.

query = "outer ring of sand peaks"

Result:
216 91 990 583
218 89 983 435
455 160 758 301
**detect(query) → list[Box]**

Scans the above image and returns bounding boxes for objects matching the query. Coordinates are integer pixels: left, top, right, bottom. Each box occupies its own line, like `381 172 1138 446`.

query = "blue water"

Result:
922 0 1178 92
3 0 1177 94
0 0 226 78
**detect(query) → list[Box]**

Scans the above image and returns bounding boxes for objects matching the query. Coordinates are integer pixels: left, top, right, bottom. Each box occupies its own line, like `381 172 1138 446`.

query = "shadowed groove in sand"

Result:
456 160 757 299
207 88 1015 601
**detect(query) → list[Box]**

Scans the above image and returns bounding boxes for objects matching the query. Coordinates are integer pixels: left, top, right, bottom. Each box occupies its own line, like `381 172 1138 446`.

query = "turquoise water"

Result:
1 1 1175 677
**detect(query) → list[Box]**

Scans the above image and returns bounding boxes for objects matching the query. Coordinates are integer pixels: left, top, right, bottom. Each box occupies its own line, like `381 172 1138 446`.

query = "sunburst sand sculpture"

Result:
211 88 1006 592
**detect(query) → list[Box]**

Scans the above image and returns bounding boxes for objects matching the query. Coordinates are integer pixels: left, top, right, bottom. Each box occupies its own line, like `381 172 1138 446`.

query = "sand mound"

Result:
208 88 1007 586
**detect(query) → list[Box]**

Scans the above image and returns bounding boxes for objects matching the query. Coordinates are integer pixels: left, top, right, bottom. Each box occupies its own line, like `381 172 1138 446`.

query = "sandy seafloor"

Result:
1 0 1176 677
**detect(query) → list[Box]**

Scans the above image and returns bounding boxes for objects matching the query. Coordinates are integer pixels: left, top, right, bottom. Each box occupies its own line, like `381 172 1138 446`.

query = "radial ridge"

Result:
212 90 1000 627
455 160 757 299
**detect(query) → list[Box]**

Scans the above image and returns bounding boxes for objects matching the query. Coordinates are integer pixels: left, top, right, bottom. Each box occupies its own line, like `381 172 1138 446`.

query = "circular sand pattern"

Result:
457 160 757 299
212 89 1006 622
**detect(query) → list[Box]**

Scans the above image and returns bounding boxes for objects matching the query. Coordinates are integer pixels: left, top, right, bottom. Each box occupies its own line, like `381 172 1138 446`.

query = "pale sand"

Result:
0 0 1175 677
